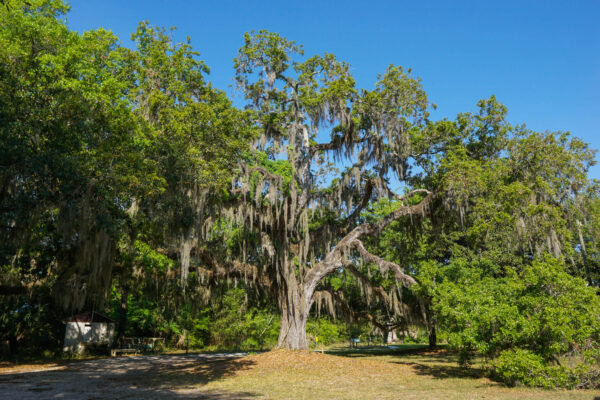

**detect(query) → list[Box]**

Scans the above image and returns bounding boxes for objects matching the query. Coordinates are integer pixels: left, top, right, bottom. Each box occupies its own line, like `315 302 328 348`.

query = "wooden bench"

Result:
110 348 138 357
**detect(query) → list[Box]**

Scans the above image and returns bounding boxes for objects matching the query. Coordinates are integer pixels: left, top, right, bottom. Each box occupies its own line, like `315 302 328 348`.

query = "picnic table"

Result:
110 348 138 357
111 337 165 356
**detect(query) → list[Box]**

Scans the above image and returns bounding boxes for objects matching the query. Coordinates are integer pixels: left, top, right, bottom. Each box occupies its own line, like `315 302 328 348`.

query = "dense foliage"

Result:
0 0 252 353
421 258 600 388
1 0 599 390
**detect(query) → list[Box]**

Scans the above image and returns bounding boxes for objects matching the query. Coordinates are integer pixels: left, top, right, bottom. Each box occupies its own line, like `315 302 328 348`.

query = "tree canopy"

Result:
1 0 599 390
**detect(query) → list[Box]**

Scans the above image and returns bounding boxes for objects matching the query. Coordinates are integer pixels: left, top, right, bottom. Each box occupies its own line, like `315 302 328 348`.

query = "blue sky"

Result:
67 0 600 178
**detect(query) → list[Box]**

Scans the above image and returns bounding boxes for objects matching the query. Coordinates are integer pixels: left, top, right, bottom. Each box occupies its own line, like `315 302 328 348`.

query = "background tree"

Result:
405 103 600 387
122 22 255 287
0 0 254 353
0 0 153 310
108 21 255 338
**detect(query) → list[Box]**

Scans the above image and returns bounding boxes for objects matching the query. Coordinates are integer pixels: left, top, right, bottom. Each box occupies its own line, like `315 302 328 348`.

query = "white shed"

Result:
63 311 116 354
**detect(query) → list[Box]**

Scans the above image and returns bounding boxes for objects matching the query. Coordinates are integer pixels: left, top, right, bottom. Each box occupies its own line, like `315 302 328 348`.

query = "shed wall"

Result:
63 322 115 353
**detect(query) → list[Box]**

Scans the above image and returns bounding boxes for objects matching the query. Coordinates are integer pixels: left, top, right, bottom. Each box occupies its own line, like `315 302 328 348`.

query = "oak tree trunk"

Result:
276 274 310 350
428 325 437 348
277 304 309 350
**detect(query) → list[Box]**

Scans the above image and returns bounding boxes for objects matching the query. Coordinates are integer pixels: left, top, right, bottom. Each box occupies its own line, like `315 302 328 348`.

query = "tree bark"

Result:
117 287 128 341
382 328 389 344
277 303 309 350
276 273 310 350
428 325 437 348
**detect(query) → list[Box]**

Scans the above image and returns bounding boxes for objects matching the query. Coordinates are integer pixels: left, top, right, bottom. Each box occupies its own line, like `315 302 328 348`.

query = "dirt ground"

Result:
0 353 254 399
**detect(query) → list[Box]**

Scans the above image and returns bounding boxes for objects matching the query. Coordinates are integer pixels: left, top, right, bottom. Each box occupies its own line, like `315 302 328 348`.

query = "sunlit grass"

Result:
2 345 598 399
198 345 600 399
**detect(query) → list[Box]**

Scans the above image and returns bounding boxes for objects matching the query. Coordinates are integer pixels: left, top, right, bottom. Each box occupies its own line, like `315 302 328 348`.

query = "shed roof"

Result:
67 311 116 323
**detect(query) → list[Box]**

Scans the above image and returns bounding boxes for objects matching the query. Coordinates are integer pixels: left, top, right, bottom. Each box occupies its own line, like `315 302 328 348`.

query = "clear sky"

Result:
67 0 600 178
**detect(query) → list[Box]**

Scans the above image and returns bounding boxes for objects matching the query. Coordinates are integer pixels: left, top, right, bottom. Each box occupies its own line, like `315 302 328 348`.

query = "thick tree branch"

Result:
375 189 433 234
311 141 339 152
303 189 432 301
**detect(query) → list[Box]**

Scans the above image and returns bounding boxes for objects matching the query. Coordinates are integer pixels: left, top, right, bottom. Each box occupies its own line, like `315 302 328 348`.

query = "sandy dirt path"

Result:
0 353 258 399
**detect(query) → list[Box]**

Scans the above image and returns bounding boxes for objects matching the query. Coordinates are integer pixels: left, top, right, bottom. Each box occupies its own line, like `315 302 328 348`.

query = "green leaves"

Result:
130 21 254 191
428 256 600 385
0 0 148 308
0 1 257 315
235 30 302 84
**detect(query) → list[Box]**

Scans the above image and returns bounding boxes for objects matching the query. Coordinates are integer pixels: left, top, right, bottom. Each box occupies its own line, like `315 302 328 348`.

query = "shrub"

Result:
307 318 347 345
424 256 600 388
493 349 573 388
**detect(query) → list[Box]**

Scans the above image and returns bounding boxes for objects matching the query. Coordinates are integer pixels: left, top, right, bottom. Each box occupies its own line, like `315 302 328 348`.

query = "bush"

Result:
494 349 600 389
210 288 278 350
493 349 573 388
307 318 346 345
424 256 600 388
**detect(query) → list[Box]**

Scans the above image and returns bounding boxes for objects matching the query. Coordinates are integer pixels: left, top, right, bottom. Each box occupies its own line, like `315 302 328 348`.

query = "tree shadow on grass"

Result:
394 360 488 380
0 353 260 399
329 345 493 382
327 344 459 363
325 344 432 358
387 348 490 380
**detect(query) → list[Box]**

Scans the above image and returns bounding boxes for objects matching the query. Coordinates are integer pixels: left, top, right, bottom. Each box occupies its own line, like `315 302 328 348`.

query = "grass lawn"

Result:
197 345 600 399
2 345 599 399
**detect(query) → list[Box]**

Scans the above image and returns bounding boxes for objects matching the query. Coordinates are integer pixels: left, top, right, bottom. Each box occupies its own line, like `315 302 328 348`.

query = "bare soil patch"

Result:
0 353 255 399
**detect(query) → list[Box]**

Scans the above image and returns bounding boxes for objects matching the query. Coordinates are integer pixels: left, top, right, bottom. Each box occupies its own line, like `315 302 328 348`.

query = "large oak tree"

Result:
194 32 435 349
